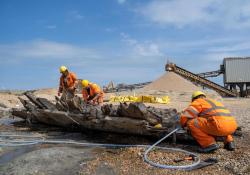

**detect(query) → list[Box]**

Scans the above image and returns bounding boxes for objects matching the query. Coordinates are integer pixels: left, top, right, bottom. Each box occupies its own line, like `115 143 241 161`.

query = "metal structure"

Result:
197 69 223 78
223 57 250 97
165 63 237 97
103 81 152 93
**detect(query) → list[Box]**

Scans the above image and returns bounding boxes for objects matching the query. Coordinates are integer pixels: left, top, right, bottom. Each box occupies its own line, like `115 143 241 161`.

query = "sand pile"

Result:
142 72 222 102
143 72 202 92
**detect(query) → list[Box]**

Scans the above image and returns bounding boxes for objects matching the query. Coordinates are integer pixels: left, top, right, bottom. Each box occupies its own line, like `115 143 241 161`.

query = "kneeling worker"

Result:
58 65 78 101
81 79 104 105
180 91 237 153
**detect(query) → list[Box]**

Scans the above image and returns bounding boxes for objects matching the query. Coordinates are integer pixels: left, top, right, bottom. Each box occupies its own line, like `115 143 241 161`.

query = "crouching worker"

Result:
81 79 104 105
180 91 237 153
58 65 78 101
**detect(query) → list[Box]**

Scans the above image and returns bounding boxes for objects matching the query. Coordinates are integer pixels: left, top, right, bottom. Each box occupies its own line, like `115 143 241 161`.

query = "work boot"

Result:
198 144 219 153
224 141 235 151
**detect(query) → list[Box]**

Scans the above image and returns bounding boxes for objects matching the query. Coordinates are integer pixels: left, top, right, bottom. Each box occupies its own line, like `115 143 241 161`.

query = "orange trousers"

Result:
187 117 237 148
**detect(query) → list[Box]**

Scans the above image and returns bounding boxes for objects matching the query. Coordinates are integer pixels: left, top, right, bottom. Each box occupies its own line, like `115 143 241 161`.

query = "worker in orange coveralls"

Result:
180 91 237 153
58 66 78 101
81 79 104 105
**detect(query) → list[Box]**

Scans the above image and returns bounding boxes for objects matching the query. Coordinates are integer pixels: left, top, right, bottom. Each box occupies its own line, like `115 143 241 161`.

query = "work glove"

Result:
175 114 180 121
175 114 182 129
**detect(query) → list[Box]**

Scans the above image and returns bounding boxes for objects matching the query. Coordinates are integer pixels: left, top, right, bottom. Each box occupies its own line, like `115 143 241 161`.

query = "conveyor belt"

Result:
165 63 237 97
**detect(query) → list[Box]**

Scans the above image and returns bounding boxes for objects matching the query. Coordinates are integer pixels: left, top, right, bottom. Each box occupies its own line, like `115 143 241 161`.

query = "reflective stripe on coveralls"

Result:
59 72 77 93
82 83 104 104
181 98 237 148
199 99 232 118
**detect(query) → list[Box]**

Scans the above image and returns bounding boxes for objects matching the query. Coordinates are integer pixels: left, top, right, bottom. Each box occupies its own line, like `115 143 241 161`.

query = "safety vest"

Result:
59 72 77 92
180 98 232 127
82 83 103 101
198 98 232 118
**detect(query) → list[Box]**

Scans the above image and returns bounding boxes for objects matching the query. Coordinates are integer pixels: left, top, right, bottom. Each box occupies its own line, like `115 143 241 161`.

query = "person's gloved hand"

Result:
175 114 180 121
175 114 182 129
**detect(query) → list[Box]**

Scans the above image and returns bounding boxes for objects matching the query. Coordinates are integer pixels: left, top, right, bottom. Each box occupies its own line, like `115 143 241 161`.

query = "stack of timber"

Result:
12 92 179 137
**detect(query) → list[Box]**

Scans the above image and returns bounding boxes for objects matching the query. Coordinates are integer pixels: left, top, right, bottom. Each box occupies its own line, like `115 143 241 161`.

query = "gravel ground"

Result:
0 90 250 175
78 97 250 175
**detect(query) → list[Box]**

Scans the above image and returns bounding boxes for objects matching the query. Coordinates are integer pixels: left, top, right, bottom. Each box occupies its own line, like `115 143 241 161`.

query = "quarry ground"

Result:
0 89 249 175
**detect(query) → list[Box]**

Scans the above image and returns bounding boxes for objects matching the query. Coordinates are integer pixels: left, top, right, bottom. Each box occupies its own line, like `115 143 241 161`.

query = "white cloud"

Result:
120 32 163 57
0 40 99 60
207 41 250 53
117 0 126 4
69 10 84 20
105 27 116 32
138 0 250 29
45 25 57 29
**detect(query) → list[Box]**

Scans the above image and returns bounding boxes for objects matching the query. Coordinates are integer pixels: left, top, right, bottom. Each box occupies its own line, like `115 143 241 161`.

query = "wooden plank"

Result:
37 98 57 110
12 108 29 120
18 97 37 112
24 92 45 109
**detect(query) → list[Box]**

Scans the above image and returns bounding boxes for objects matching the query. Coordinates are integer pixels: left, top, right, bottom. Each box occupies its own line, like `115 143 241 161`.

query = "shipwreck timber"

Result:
12 92 182 137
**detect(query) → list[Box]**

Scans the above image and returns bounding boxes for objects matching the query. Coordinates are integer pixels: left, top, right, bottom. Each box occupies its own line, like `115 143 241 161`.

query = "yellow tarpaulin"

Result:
109 95 170 104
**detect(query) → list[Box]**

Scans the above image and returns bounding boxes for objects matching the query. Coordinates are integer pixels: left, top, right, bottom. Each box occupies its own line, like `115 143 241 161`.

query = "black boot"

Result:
224 141 235 151
198 144 220 153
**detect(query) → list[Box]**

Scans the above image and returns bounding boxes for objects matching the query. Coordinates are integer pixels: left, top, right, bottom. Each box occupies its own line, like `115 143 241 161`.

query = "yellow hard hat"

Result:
82 80 89 88
59 66 67 73
154 123 162 128
192 91 206 100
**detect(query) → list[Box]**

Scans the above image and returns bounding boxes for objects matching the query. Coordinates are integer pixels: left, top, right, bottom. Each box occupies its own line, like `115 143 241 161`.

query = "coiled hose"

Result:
0 129 200 170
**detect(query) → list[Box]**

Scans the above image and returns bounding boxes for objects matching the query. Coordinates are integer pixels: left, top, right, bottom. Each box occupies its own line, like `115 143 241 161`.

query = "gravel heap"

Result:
143 72 203 92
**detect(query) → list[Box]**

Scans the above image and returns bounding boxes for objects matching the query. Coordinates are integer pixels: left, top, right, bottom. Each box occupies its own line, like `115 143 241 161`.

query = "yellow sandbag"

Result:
136 95 155 103
154 96 170 104
109 95 170 104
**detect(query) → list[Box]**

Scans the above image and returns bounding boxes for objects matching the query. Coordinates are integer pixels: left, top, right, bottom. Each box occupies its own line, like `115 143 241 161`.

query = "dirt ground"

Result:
0 89 250 175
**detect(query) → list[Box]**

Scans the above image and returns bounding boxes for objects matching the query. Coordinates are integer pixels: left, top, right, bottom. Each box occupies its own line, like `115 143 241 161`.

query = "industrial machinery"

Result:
103 81 152 93
197 67 223 78
196 57 250 97
165 63 238 97
223 57 250 97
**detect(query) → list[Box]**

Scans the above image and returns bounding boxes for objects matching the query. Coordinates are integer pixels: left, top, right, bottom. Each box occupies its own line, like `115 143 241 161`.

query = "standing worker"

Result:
81 79 104 105
180 91 237 153
58 66 78 101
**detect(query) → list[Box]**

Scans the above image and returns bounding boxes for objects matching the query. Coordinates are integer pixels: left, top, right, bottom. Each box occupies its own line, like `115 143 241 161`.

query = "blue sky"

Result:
1 0 250 90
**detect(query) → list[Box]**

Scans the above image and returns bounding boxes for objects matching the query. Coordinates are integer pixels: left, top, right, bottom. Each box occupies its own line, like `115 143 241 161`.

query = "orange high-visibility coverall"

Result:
58 72 77 93
180 98 237 148
82 83 104 104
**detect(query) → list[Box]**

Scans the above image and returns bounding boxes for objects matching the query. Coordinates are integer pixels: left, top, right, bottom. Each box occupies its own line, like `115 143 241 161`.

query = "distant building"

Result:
222 57 250 97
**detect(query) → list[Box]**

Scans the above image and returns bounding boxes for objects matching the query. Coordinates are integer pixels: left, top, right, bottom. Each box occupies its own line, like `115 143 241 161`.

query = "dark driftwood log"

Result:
31 109 167 136
12 93 180 137
12 108 29 120
18 97 37 112
37 98 57 110
24 92 45 109
117 103 161 125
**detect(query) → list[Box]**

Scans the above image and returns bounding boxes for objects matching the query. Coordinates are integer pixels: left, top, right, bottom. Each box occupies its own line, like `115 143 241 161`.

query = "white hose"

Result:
0 129 200 170
143 128 200 170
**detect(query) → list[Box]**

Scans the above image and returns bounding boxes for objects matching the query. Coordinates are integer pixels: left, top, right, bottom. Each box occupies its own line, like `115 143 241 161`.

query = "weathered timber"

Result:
11 108 29 120
18 97 37 112
12 92 178 137
37 98 57 110
29 109 167 136
24 92 45 109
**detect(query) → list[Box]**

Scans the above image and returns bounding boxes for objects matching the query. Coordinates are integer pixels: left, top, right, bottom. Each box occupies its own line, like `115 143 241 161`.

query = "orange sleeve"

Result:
71 73 77 82
92 84 101 94
180 100 203 127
